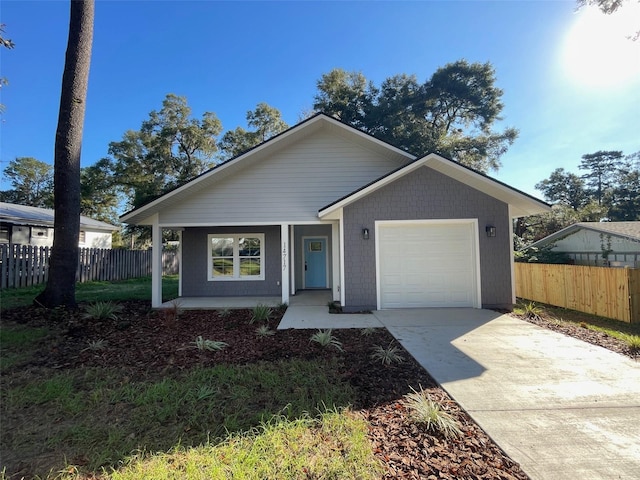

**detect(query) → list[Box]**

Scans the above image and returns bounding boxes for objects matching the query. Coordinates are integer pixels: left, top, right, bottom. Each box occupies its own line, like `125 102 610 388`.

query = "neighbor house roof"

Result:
0 202 119 232
527 221 640 249
120 113 414 225
318 153 551 219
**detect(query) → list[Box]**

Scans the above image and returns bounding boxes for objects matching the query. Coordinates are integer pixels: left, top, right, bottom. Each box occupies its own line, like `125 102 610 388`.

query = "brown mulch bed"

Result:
1 301 530 479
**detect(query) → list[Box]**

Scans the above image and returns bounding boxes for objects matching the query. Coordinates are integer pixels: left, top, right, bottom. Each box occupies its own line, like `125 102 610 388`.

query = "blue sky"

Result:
1 0 639 199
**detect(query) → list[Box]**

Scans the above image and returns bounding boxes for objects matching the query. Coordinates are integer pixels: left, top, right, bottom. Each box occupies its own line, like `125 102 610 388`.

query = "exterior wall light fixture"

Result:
486 225 496 237
362 228 370 240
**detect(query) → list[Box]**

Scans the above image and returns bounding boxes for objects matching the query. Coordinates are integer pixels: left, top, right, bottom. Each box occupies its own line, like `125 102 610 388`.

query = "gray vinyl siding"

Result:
158 130 406 225
181 226 281 296
343 166 511 310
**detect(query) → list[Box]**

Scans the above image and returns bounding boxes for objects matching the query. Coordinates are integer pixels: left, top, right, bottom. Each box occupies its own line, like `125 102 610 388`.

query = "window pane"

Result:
211 237 234 257
213 258 234 276
240 257 261 276
239 237 260 257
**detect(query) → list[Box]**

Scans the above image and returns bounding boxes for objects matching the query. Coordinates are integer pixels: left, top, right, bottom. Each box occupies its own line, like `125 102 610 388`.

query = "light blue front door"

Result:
304 238 327 288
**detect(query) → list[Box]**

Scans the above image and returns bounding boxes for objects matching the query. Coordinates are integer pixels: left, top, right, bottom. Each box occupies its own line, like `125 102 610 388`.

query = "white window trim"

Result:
208 233 265 281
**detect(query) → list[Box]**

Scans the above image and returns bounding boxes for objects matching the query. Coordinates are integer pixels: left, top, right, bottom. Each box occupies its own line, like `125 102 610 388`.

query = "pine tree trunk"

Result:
35 0 94 308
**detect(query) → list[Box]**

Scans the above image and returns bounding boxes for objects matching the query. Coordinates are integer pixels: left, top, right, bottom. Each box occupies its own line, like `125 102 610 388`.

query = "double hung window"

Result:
208 234 264 281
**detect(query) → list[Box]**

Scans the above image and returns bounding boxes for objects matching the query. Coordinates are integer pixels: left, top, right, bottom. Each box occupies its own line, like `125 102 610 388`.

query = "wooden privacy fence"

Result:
515 263 640 323
0 244 179 289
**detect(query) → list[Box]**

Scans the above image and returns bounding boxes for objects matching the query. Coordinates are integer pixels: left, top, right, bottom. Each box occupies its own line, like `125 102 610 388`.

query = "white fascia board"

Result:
157 220 335 228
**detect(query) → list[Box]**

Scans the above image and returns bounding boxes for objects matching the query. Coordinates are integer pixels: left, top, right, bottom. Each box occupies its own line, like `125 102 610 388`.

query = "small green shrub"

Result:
275 302 288 313
251 304 272 323
403 386 461 439
310 329 343 352
622 334 640 351
360 327 379 336
192 336 228 352
218 308 231 318
82 339 108 352
370 342 404 365
521 301 543 321
82 301 123 321
255 325 276 338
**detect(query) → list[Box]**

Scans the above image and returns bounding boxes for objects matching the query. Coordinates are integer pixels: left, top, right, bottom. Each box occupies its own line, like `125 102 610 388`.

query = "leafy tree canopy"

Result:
0 157 54 208
520 149 639 245
534 168 588 211
313 60 517 173
218 103 289 159
578 150 624 205
110 93 222 210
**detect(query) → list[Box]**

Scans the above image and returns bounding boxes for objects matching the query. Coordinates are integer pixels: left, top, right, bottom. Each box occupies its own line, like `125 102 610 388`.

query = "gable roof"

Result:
120 113 415 225
318 153 551 219
528 222 640 248
0 202 118 232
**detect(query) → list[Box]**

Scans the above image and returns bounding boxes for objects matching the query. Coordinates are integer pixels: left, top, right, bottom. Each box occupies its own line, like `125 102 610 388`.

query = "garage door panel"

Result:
378 222 478 309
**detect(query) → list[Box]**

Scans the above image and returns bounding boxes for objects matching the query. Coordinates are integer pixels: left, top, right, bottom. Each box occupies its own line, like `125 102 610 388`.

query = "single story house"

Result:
526 222 640 267
0 202 118 249
120 114 550 310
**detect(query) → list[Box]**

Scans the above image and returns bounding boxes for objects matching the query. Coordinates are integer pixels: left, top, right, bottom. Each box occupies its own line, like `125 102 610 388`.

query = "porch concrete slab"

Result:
278 306 383 330
160 296 281 309
376 308 640 480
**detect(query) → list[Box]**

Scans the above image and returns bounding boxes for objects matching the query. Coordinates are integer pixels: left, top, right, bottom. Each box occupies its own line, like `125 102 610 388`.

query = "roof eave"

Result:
319 153 550 219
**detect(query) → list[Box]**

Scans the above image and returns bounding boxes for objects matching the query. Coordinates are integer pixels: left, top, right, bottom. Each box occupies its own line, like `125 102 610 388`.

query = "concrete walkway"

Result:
374 308 640 480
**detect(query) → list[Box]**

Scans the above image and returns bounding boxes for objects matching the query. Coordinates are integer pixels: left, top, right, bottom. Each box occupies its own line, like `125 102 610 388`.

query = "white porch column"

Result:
281 223 290 304
509 207 516 306
331 221 340 302
338 209 346 306
289 225 296 296
151 214 162 308
178 229 183 297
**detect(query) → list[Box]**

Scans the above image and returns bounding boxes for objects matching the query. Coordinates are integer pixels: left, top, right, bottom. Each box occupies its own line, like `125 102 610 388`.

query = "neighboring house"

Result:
526 222 640 267
0 202 118 249
121 114 550 310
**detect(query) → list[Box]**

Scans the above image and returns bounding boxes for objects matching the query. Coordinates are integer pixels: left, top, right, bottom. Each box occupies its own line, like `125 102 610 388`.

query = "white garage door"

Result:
377 221 479 309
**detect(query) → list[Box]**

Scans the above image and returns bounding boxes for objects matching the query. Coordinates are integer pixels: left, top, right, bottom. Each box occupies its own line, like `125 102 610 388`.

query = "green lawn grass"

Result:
0 276 383 479
0 275 179 310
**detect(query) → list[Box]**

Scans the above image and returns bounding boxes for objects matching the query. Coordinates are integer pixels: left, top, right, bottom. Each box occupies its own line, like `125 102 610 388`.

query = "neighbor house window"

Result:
79 231 86 244
208 234 264 281
0 225 9 243
31 227 49 239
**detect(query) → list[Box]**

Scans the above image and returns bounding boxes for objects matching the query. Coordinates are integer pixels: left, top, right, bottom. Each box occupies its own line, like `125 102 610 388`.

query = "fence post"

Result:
629 268 640 324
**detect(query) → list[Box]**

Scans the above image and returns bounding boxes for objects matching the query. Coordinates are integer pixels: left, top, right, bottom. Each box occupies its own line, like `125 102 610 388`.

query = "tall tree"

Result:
35 0 94 309
608 152 640 220
535 167 588 210
111 94 222 209
313 61 517 173
218 103 289 159
80 158 119 224
578 150 624 205
0 157 54 207
313 69 376 131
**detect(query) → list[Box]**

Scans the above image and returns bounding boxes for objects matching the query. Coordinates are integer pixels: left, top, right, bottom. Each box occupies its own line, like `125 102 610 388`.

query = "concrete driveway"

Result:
374 308 640 480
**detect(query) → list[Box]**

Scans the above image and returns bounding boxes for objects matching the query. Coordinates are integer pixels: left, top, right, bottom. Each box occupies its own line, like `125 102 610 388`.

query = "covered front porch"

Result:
160 289 333 310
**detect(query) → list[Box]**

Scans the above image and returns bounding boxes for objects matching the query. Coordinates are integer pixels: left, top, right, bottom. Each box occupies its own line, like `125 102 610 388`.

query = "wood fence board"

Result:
515 262 637 323
1 244 178 289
